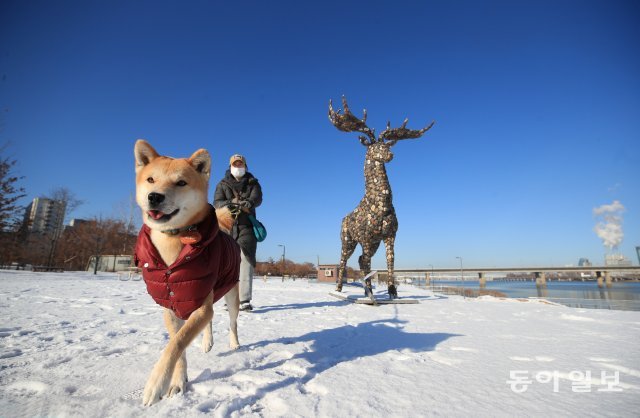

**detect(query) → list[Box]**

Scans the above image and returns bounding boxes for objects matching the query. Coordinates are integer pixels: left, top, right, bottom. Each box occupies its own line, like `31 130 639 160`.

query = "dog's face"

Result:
134 140 211 230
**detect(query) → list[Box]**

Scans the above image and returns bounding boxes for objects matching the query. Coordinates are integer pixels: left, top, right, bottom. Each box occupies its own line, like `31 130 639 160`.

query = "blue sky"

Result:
1 0 638 269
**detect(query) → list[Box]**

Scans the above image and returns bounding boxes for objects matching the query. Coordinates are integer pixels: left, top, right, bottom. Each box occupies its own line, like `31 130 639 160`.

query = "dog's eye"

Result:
147 177 154 184
176 180 187 187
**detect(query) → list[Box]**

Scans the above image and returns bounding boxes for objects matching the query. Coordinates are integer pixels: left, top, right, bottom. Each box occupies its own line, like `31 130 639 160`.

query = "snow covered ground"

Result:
1 270 639 417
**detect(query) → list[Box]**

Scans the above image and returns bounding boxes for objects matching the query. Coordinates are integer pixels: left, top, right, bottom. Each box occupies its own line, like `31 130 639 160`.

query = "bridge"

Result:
392 265 640 287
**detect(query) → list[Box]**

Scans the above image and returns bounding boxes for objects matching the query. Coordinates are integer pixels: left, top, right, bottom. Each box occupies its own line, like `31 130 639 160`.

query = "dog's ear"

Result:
134 140 159 173
188 149 211 180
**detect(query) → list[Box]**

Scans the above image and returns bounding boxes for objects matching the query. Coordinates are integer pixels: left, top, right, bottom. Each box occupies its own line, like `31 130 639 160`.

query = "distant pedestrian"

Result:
213 154 263 311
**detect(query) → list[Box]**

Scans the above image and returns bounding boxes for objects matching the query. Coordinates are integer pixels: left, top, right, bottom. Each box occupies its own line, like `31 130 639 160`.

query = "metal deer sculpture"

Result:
328 96 434 299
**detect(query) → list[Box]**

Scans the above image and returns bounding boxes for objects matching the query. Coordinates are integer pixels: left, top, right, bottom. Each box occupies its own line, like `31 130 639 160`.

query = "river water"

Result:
415 280 640 311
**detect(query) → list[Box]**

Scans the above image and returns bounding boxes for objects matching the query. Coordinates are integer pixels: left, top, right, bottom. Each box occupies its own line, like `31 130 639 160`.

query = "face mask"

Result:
231 166 246 178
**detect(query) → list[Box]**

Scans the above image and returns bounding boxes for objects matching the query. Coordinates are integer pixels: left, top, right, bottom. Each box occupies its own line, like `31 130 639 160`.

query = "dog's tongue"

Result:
147 210 165 220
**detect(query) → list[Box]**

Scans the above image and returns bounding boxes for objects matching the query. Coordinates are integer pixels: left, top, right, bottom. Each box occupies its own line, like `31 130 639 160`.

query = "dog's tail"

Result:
215 206 235 234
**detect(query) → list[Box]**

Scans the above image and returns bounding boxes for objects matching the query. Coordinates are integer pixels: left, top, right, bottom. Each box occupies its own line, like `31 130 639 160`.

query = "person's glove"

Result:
239 200 252 209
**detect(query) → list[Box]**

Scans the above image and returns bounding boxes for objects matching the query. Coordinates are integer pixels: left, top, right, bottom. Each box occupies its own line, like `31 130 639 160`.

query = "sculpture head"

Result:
367 142 394 163
328 96 434 164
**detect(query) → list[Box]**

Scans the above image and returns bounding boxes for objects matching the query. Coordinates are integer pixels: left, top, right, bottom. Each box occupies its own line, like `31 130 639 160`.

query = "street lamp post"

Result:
456 256 465 299
428 264 434 291
278 244 285 282
94 236 102 275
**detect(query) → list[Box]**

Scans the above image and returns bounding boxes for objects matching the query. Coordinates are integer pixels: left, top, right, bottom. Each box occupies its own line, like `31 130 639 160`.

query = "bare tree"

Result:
255 258 317 278
45 187 84 222
0 143 26 231
53 216 137 271
0 143 27 267
112 193 141 253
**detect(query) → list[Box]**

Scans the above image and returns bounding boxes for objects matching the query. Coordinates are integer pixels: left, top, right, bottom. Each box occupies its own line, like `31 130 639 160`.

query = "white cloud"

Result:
593 200 625 250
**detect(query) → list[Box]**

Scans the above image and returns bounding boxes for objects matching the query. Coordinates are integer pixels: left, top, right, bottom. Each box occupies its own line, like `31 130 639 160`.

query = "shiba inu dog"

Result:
133 140 241 406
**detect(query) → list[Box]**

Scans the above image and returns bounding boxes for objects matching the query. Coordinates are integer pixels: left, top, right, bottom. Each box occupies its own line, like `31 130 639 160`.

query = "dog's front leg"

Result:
163 310 188 397
143 293 214 406
224 283 240 349
202 318 213 353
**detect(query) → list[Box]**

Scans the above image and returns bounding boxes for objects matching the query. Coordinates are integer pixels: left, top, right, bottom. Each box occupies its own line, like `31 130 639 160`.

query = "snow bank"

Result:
1 271 639 417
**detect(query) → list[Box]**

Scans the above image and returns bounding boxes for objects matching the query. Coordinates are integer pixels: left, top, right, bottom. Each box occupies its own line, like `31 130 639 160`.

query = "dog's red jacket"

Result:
134 206 240 320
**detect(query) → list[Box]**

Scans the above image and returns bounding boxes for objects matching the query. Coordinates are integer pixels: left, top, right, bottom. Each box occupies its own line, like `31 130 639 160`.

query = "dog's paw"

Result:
142 379 165 406
202 337 213 353
166 360 188 397
229 338 240 350
202 327 213 353
142 364 170 406
166 373 187 397
167 382 185 398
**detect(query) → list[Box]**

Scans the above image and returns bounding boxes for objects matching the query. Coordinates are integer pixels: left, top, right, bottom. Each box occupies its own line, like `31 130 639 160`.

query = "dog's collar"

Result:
161 224 198 236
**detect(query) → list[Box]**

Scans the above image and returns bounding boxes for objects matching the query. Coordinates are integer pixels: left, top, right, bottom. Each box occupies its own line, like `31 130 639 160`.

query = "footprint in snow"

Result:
509 356 555 362
232 373 272 386
0 327 25 338
305 379 329 395
42 356 72 369
100 348 124 357
450 346 479 353
425 351 462 366
6 380 49 394
0 349 22 359
0 327 21 333
589 357 617 362
280 361 308 376
560 314 596 322
64 385 78 395
261 393 289 415
197 399 218 413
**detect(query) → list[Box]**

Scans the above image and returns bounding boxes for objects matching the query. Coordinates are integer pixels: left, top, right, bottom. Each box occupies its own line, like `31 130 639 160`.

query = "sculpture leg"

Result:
337 236 357 292
360 242 380 300
358 253 373 299
384 235 398 299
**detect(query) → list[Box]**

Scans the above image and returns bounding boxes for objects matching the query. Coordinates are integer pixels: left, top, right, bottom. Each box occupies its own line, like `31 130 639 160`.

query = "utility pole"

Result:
94 236 102 275
431 264 435 291
456 256 465 299
278 244 285 282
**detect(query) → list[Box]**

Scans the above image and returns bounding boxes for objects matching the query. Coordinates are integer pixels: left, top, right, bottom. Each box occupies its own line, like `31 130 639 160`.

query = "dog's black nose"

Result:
148 192 165 206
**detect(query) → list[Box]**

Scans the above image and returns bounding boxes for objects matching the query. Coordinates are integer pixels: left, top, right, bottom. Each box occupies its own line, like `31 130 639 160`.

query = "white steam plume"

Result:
593 200 625 250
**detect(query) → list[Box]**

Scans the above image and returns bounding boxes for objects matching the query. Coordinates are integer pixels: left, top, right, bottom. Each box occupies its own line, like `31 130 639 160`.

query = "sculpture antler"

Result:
328 96 377 146
379 119 435 146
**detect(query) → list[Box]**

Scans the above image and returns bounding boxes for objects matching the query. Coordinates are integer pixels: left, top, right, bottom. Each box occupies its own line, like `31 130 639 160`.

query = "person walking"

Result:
213 154 263 311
